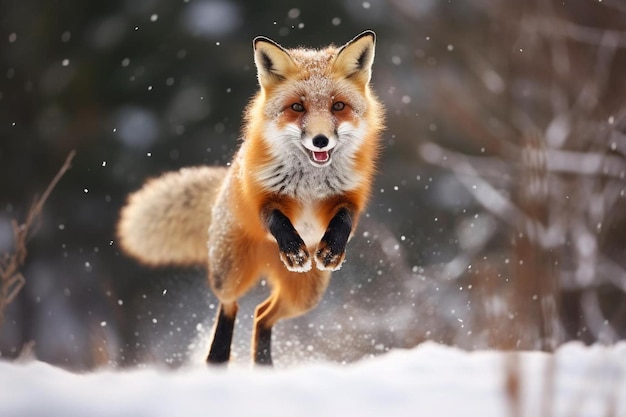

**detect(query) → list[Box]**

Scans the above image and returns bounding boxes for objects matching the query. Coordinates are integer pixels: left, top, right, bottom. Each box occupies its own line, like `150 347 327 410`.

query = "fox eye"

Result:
332 101 346 111
290 103 305 112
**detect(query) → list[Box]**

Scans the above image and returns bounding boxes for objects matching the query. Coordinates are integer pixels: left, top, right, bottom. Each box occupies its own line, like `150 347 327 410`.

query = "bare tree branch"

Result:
524 17 626 48
0 150 76 328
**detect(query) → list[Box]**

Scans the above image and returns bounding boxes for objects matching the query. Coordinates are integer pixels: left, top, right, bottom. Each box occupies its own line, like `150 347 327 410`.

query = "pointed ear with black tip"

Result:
253 36 297 90
333 30 376 87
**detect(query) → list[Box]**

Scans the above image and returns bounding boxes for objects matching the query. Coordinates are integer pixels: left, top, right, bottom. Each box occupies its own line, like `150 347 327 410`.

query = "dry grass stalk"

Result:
505 353 523 417
0 150 76 328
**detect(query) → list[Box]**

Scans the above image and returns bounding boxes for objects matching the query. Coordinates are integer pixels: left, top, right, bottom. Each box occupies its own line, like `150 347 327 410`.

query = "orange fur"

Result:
117 31 384 365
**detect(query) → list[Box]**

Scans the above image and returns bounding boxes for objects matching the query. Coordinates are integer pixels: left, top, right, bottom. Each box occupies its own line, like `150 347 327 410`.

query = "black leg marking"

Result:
254 325 273 366
207 305 236 364
266 209 309 270
316 207 353 270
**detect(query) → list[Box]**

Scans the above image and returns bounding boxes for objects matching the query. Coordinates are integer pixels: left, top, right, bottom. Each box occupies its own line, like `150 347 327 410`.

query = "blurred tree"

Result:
412 0 626 349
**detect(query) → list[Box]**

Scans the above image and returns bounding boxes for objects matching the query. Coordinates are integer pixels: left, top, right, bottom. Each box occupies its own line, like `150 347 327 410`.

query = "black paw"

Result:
279 243 311 272
315 241 346 271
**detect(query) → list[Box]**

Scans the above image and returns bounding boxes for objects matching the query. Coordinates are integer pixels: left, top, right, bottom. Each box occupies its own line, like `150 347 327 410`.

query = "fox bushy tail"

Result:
117 166 228 267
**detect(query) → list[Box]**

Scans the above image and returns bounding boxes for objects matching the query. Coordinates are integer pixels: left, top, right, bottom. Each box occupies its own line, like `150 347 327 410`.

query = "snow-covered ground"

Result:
1 341 625 417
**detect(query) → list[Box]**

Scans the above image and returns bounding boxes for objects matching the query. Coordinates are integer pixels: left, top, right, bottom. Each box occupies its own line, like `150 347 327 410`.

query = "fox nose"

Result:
312 134 329 149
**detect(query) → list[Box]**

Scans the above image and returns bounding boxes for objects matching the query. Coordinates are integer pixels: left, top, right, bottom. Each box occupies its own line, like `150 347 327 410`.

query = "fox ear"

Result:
333 30 376 86
253 36 296 89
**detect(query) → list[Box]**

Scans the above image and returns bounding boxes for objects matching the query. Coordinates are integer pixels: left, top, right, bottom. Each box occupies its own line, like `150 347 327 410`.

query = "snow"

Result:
1 341 625 417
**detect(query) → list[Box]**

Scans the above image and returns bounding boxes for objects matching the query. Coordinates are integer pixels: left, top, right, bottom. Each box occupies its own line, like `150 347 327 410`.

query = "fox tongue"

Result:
312 151 329 162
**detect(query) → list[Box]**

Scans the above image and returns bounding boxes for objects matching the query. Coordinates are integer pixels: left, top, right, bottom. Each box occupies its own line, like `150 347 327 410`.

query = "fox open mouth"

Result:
306 149 332 165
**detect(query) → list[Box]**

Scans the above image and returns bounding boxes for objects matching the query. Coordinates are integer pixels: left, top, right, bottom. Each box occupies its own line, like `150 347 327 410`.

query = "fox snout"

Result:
312 134 329 149
302 133 337 165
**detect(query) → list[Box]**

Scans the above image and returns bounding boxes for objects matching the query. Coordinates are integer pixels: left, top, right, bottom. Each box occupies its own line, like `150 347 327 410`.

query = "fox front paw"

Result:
315 241 346 271
279 245 312 272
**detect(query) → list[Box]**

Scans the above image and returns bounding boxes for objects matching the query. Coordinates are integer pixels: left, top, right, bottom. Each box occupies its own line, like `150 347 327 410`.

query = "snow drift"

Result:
1 341 624 417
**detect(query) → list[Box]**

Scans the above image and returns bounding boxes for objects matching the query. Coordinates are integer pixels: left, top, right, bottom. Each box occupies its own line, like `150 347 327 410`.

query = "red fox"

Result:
117 31 384 365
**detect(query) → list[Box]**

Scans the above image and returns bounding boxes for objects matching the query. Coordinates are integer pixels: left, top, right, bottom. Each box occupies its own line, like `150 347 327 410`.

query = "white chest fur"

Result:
292 202 326 249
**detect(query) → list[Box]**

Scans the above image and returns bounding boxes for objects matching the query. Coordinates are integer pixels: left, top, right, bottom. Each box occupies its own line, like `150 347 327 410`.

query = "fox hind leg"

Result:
252 297 277 365
207 301 238 364
251 267 331 366
205 214 262 364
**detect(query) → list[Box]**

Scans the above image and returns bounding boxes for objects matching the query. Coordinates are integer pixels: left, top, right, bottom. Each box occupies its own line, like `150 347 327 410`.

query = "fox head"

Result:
248 31 379 173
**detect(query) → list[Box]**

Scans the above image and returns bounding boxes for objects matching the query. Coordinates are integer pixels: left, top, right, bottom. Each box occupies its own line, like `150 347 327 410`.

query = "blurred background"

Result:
1 0 625 370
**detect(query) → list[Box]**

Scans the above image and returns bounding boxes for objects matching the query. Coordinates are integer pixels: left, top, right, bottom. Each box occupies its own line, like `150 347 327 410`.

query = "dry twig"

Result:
0 150 76 328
